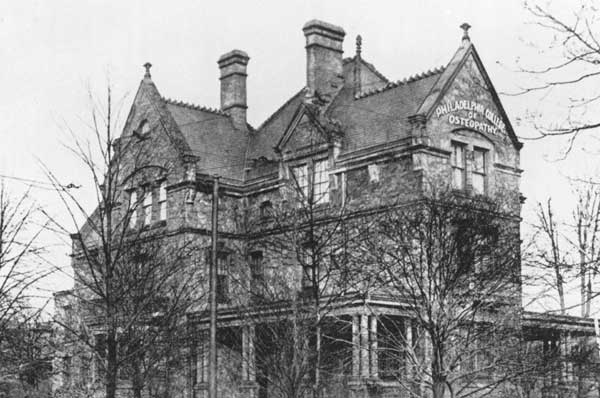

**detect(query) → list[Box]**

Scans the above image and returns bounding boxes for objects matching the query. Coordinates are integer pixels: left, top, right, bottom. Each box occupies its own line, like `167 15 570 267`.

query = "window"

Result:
259 200 272 218
206 246 230 304
139 120 151 137
451 142 466 190
159 181 167 221
250 251 264 282
63 355 72 387
129 191 137 228
290 160 329 205
291 164 308 199
368 163 380 183
313 160 329 204
143 189 152 226
472 148 487 195
217 252 230 303
300 250 315 297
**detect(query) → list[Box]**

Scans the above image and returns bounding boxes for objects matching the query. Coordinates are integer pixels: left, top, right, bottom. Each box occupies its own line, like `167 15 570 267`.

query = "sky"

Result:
1 0 597 314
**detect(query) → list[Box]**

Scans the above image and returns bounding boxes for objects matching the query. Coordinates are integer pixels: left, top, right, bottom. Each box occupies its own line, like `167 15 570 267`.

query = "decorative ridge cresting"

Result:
162 97 228 116
354 66 446 100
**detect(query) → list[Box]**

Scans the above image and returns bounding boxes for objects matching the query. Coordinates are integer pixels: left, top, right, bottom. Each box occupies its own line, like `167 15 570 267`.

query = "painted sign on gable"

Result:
435 99 506 136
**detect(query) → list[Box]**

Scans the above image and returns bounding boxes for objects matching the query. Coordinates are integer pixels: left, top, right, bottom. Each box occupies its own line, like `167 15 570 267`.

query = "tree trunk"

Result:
581 251 586 317
431 342 446 398
586 273 592 317
555 266 566 315
132 360 143 398
106 331 118 398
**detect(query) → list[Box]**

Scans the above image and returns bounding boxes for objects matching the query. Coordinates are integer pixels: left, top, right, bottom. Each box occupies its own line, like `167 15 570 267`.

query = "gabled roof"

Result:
131 32 521 184
416 39 522 149
326 69 443 153
247 89 306 161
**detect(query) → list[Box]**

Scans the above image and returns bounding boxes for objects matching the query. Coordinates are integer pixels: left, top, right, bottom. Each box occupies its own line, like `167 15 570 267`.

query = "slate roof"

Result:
164 98 249 181
327 68 444 153
155 44 495 183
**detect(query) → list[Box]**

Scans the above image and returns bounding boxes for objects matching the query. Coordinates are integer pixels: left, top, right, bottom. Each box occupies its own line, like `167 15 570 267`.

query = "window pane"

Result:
129 191 137 227
472 173 485 195
452 144 464 167
453 168 464 190
474 149 486 173
313 160 329 204
159 181 167 201
143 191 152 225
217 275 229 303
292 165 308 198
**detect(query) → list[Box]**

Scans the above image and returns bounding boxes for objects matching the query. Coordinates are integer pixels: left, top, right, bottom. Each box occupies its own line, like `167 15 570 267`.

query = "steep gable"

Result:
275 104 332 155
418 42 521 150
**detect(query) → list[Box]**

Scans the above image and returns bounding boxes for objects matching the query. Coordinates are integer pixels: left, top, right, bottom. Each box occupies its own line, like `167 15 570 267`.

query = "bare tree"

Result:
222 162 369 398
514 1 600 154
528 199 570 314
0 183 51 355
361 190 525 398
47 86 203 398
568 181 600 317
0 311 54 398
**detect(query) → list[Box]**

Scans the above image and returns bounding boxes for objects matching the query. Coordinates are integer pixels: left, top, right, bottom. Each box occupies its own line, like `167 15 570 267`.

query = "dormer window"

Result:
290 159 329 205
291 164 309 199
313 160 329 204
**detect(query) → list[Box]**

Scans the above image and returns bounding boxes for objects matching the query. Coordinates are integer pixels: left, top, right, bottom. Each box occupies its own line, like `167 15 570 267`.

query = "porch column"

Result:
370 315 378 378
561 331 571 381
352 315 360 378
187 339 196 398
360 314 369 377
194 330 209 398
241 325 257 398
404 318 413 379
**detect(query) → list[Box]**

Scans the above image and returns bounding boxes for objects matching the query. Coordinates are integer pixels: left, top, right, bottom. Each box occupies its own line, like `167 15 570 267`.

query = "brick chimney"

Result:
303 20 345 98
218 50 249 131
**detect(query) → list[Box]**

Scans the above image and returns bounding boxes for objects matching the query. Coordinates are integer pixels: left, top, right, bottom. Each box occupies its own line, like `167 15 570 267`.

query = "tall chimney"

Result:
218 50 249 131
303 20 345 97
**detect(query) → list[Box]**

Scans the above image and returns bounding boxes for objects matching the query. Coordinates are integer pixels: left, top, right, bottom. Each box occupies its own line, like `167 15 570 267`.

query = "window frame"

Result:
289 157 330 206
451 141 467 191
158 181 167 221
472 147 487 195
250 250 264 283
143 188 153 226
128 190 138 228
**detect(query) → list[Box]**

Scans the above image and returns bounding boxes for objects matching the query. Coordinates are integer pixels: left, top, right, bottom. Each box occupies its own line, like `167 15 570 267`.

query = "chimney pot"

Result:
218 50 249 131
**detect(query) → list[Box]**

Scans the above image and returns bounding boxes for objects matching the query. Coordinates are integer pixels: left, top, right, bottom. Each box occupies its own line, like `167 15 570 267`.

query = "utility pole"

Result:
594 318 600 359
209 176 219 398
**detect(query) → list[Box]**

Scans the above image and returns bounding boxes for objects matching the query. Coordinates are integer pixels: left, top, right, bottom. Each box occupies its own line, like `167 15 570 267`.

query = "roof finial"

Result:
143 62 152 79
460 22 471 42
356 35 362 58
